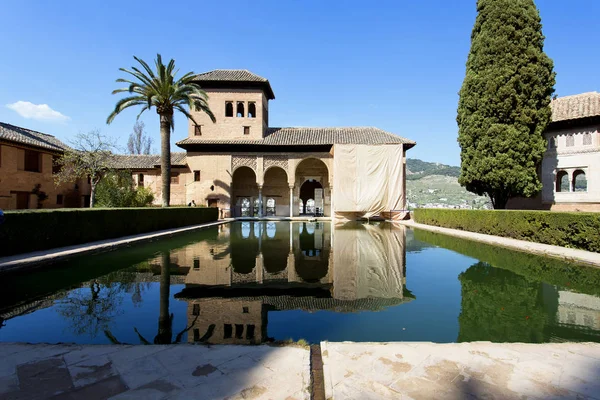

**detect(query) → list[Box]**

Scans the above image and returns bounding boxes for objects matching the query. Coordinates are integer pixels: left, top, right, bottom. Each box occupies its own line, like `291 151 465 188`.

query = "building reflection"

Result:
555 291 600 336
173 221 412 344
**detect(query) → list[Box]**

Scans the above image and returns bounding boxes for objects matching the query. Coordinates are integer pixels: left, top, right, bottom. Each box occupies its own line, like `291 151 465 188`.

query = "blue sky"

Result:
1 1 598 166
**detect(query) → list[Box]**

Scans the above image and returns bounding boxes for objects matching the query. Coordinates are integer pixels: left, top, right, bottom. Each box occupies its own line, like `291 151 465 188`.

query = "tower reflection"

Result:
174 221 412 344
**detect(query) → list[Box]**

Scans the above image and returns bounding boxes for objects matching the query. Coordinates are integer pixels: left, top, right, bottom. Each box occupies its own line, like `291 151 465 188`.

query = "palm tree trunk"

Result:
160 113 172 207
90 182 96 208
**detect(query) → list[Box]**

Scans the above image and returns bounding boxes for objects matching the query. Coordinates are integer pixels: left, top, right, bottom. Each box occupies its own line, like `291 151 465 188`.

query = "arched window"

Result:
240 197 251 217
248 102 256 118
573 170 587 192
566 134 574 147
237 102 245 118
556 171 569 192
266 198 276 216
306 199 315 214
138 173 144 187
253 198 260 216
548 136 556 149
225 102 233 117
583 132 592 145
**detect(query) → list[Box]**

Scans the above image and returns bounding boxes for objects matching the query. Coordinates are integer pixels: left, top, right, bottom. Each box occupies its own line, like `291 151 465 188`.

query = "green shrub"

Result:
0 207 218 257
413 209 600 253
95 170 154 208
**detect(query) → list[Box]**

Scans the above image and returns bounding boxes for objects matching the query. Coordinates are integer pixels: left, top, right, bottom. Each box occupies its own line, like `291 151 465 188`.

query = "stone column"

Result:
569 171 574 193
289 185 294 218
228 181 233 218
258 185 263 217
329 184 334 218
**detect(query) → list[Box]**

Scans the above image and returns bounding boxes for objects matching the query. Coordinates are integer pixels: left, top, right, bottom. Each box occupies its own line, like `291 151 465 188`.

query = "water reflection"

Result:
176 221 409 344
3 222 600 345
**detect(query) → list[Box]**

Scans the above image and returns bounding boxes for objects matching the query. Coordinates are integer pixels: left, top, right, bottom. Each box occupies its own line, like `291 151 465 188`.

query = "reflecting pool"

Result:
1 221 599 345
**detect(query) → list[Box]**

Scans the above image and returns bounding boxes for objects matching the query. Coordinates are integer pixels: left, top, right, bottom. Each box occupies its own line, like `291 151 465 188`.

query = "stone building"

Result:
508 92 600 211
541 92 600 211
114 69 416 219
0 122 90 210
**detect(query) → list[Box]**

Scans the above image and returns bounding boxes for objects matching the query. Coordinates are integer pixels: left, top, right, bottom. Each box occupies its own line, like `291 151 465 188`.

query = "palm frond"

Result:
135 105 150 120
133 56 157 80
106 95 146 124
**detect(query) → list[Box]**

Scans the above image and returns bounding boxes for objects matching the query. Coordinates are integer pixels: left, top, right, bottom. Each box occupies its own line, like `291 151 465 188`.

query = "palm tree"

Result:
107 54 215 207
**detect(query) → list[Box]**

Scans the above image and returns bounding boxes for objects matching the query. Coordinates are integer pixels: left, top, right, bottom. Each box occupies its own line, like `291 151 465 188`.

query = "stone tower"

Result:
186 69 275 141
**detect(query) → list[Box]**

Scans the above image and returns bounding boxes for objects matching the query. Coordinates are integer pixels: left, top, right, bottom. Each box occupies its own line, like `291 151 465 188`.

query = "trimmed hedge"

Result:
0 207 218 257
413 209 600 253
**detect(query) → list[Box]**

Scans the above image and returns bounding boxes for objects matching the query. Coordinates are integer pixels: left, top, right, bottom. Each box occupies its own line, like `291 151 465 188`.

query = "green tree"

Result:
95 170 154 207
457 0 556 209
107 54 216 207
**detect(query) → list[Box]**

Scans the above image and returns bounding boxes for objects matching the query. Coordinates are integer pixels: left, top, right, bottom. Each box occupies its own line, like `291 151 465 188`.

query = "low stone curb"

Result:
400 220 600 268
0 219 232 273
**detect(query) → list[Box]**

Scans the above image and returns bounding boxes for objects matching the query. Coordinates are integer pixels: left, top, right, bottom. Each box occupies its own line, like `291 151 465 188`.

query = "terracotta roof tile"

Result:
177 127 415 148
193 69 275 99
194 69 268 82
0 122 69 152
108 152 187 169
551 92 600 122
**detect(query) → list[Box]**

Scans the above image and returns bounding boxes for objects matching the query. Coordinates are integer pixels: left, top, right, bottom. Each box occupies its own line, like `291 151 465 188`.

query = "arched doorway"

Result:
262 167 289 217
232 166 258 217
295 158 329 216
299 180 322 215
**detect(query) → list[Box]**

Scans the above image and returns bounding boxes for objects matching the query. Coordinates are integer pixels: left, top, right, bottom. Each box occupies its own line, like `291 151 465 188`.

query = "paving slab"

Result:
0 343 310 400
321 341 600 400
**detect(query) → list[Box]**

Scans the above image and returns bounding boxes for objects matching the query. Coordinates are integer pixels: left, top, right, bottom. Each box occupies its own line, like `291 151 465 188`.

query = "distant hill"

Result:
406 158 461 180
405 159 490 209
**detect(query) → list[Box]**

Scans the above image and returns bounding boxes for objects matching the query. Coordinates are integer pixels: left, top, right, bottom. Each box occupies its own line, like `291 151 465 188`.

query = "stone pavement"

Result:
0 343 310 400
400 220 600 268
321 341 600 399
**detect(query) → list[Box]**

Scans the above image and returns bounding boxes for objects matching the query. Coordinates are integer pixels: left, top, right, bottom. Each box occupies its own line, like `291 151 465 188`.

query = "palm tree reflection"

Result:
105 250 197 344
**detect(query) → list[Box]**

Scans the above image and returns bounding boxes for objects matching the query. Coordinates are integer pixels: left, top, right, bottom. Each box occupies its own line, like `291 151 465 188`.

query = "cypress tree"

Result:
457 0 556 209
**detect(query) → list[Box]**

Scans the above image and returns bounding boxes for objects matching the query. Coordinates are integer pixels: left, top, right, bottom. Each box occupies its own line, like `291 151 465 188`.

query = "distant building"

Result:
508 92 600 211
110 70 416 219
0 122 90 210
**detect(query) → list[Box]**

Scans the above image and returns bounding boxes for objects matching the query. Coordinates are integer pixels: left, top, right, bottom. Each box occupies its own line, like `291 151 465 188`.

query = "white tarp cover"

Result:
333 144 406 221
332 222 405 301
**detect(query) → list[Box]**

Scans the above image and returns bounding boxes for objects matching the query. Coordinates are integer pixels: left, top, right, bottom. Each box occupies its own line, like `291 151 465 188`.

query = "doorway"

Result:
299 180 323 215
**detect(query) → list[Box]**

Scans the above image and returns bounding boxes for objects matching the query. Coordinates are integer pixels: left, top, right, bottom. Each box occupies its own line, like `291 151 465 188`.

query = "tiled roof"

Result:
193 69 275 99
0 122 69 152
194 69 268 83
177 127 416 148
108 152 187 169
551 92 600 123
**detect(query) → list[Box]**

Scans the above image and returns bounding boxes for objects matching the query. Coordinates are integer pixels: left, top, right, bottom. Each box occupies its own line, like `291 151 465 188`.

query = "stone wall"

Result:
541 124 600 209
0 143 89 210
187 89 268 140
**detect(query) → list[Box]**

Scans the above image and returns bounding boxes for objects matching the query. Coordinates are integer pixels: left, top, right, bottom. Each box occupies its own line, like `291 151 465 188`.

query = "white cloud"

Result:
6 101 70 122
